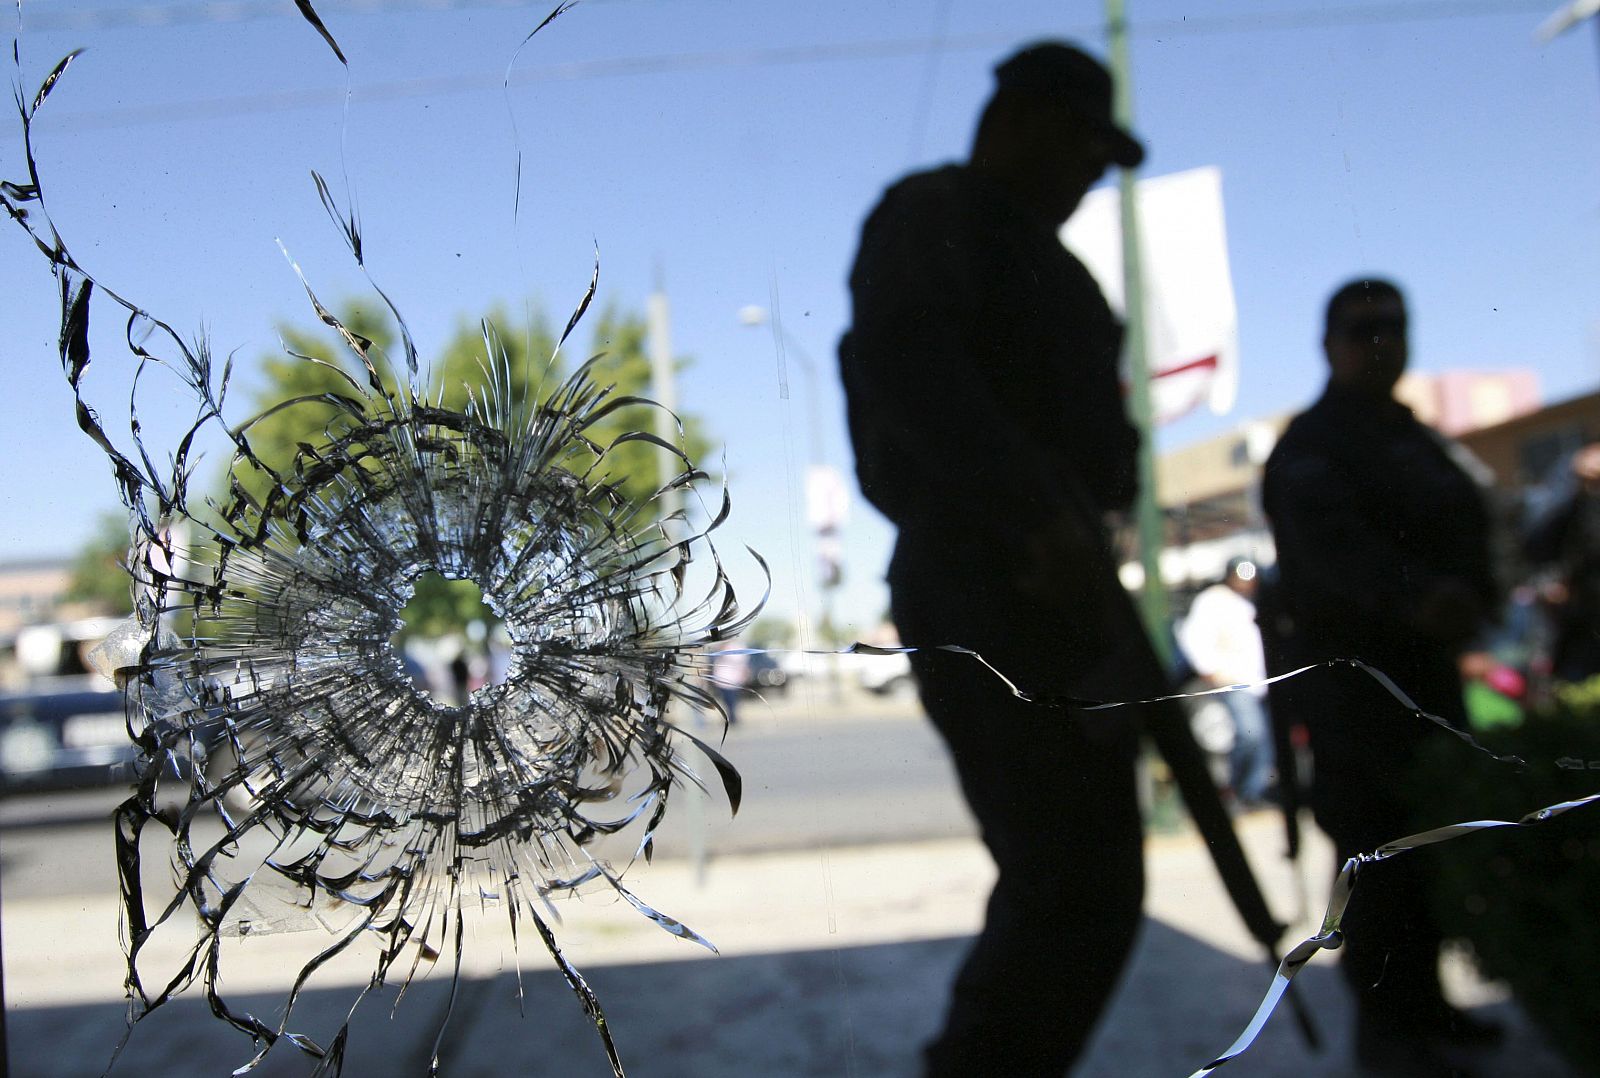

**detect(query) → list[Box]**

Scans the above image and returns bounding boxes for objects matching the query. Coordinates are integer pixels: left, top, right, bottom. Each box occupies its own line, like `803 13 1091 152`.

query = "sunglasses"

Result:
1334 315 1406 340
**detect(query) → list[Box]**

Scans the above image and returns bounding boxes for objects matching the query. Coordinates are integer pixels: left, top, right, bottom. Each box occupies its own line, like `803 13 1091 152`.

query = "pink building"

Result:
1396 370 1542 437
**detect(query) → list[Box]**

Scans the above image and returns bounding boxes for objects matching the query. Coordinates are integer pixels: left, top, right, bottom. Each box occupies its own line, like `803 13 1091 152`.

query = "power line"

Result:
18 0 1549 35
904 0 954 165
41 31 1034 132
18 0 631 34
1142 0 1549 37
28 1 1555 133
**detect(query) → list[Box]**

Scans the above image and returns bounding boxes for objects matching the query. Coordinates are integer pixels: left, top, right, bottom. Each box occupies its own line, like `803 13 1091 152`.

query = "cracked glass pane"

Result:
3 10 762 1073
3 4 1600 1078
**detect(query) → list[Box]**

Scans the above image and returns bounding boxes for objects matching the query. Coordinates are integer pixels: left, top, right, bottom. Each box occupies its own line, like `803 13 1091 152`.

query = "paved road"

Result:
0 709 970 901
630 706 971 860
2 699 1583 1078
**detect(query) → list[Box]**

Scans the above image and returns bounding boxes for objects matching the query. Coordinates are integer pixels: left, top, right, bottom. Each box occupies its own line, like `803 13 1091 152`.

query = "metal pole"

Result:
1101 20 1319 1046
647 282 680 433
777 324 844 698
649 273 709 884
1106 0 1172 668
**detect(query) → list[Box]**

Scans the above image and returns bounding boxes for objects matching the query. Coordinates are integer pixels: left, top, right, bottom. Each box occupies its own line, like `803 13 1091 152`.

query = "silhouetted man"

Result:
1263 279 1499 1076
840 42 1154 1076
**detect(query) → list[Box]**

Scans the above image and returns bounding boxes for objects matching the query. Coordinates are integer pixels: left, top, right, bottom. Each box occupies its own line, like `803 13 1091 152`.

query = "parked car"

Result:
856 651 915 697
747 651 788 694
0 616 211 795
774 649 917 698
1 616 137 794
0 683 134 794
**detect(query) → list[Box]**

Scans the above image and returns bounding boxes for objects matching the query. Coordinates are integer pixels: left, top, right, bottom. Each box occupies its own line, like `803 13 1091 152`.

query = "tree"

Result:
64 511 136 617
226 304 401 508
580 304 713 504
425 302 712 505
235 301 709 502
745 615 797 649
226 297 712 641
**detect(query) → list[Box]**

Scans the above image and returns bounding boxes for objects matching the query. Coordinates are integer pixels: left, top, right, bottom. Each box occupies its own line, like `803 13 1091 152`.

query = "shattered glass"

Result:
3 6 763 1074
4 4 1600 1077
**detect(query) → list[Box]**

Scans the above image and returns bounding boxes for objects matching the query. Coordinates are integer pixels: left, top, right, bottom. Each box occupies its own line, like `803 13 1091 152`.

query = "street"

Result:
622 704 973 861
0 694 1580 1076
0 706 965 903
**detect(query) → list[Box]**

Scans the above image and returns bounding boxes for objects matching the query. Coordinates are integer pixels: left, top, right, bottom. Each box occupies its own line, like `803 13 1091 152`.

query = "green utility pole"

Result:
1098 14 1306 1023
1106 0 1172 668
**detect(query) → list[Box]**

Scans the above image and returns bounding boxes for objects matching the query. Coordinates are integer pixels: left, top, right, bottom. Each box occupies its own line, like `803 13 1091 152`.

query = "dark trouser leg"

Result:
911 647 1145 1077
1328 822 1447 1034
1225 692 1275 805
1304 660 1460 1039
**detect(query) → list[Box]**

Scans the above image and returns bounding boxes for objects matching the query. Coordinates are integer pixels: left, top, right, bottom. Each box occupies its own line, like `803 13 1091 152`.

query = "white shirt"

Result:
1179 583 1267 697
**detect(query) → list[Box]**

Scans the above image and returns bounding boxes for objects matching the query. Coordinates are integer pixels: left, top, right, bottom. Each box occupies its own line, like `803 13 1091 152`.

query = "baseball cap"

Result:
994 41 1146 168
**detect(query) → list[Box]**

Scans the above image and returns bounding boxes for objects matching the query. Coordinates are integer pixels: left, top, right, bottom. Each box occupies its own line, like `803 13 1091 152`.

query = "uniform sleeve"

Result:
838 184 1069 534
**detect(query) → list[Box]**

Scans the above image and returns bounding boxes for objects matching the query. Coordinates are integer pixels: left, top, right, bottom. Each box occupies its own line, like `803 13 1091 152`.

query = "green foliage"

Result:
229 297 711 640
64 511 135 616
1554 674 1600 717
582 304 713 505
394 572 495 643
1414 681 1600 1073
231 305 400 507
746 615 797 649
427 305 558 416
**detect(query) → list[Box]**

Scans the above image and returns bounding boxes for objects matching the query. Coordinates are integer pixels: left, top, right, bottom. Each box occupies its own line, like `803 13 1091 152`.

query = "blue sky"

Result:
2 0 1598 633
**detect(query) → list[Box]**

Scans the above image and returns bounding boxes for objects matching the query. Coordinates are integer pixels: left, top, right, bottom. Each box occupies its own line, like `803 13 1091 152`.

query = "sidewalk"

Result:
3 812 1576 1076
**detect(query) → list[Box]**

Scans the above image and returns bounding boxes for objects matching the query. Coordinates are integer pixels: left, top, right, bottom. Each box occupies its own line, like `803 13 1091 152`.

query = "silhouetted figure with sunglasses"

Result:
841 42 1156 1076
1264 279 1500 1076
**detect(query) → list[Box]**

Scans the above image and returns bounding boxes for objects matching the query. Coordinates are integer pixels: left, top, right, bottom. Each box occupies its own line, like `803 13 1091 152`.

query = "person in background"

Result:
1179 557 1275 807
1264 277 1501 1076
447 646 473 707
709 644 750 725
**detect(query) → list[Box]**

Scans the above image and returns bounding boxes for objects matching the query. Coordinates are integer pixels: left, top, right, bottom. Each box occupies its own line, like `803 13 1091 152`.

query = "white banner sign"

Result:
805 464 850 533
1061 166 1239 426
